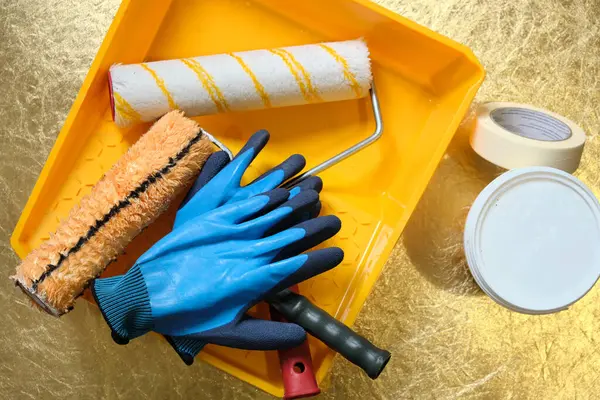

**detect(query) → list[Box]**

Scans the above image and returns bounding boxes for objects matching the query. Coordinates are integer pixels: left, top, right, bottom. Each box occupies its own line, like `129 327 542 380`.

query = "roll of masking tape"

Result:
471 102 586 173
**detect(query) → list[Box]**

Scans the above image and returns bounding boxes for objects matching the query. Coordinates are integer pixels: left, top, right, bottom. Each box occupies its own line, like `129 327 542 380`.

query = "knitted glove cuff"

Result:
91 265 154 344
164 335 207 365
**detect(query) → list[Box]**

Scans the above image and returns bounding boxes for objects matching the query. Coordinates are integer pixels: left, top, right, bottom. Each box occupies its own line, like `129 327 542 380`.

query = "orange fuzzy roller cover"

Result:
11 111 213 316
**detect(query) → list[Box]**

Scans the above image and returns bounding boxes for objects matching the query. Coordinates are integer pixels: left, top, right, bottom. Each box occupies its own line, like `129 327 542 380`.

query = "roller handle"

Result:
268 289 391 380
270 304 320 399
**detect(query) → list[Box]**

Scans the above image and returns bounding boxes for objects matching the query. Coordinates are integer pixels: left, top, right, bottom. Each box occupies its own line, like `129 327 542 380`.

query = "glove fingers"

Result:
179 151 230 209
263 247 344 296
228 154 306 204
189 315 306 350
175 132 269 224
241 176 321 223
251 154 306 184
311 201 322 218
234 130 270 162
277 215 341 260
239 189 319 234
289 176 323 198
206 188 290 224
255 215 341 259
263 199 322 237
280 177 322 230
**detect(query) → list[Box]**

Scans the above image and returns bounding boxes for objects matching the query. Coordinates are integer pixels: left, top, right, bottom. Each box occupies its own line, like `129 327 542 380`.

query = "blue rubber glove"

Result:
91 188 342 355
165 131 323 363
165 180 323 364
175 130 310 228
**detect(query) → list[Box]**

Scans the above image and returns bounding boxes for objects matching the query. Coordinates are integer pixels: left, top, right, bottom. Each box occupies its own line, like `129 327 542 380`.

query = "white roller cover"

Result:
109 39 372 127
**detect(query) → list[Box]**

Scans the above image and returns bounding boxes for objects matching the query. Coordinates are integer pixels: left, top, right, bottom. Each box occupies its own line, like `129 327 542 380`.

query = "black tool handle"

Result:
268 289 391 379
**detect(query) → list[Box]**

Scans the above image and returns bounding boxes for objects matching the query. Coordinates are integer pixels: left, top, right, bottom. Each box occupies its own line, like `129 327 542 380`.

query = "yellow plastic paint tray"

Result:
11 0 484 396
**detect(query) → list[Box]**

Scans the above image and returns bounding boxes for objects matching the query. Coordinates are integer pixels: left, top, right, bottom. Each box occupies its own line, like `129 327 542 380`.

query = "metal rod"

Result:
282 81 383 188
202 130 234 160
201 80 383 183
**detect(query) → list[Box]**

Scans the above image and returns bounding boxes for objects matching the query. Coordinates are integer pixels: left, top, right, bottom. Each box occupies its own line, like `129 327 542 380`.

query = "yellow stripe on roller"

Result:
318 44 362 98
140 63 179 110
180 58 230 112
277 48 322 102
188 58 230 112
269 49 312 103
113 92 141 123
228 52 272 108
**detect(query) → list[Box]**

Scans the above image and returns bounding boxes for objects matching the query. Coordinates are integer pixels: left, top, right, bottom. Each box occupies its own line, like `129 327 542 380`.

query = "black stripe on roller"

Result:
31 130 205 292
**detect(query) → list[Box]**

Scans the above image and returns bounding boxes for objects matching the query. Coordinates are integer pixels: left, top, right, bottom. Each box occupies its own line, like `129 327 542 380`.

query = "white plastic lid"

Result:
464 167 600 314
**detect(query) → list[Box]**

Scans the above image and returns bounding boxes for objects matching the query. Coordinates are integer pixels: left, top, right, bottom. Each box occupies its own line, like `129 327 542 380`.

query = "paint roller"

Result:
12 111 213 315
109 40 372 127
109 39 383 184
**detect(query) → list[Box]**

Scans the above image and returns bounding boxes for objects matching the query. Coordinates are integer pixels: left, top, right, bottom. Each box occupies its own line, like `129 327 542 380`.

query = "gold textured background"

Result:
1 0 599 398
